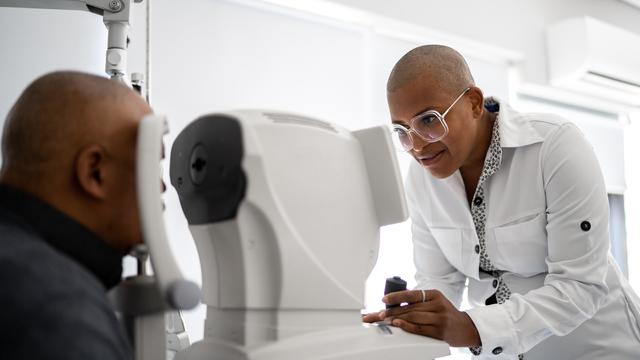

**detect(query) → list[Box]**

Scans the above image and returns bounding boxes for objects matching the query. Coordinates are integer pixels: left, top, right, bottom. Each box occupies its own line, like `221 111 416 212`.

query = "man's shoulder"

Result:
0 219 131 359
0 219 107 303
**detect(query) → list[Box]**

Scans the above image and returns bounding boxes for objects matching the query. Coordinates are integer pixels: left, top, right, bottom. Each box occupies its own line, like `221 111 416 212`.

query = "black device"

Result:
384 276 407 309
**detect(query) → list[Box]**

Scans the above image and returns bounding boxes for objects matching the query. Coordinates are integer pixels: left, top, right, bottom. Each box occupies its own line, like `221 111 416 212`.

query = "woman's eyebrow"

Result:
392 104 440 125
412 106 438 117
392 120 410 128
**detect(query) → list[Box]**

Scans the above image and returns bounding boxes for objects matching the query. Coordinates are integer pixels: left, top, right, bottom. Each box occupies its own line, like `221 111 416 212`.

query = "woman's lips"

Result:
419 150 445 166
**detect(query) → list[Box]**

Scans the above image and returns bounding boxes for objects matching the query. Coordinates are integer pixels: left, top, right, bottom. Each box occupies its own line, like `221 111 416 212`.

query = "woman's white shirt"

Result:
406 100 640 359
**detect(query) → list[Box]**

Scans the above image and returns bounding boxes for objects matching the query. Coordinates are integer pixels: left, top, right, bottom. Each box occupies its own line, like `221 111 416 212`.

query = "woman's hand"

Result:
381 289 481 347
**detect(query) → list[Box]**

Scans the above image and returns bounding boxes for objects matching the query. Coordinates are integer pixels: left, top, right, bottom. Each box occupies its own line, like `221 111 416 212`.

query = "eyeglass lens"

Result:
414 113 446 141
392 113 447 151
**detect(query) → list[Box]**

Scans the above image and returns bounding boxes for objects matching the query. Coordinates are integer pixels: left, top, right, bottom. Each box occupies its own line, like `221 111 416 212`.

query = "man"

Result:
364 45 640 359
0 71 152 359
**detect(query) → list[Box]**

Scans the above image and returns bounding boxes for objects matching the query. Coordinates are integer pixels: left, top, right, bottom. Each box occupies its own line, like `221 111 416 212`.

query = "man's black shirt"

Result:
0 184 131 359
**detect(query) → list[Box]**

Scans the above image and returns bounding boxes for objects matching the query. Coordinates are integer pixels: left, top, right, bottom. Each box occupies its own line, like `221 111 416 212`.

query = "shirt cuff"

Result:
466 304 518 357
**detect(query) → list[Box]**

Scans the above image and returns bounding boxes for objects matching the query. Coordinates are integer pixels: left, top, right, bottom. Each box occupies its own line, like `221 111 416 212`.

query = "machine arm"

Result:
0 0 100 11
0 0 141 80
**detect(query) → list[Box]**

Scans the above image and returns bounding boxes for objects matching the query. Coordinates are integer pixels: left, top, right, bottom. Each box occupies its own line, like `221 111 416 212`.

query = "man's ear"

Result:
75 144 108 200
467 86 485 118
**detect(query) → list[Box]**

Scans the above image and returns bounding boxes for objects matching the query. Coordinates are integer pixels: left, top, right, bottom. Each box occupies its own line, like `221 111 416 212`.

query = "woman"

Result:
364 45 640 360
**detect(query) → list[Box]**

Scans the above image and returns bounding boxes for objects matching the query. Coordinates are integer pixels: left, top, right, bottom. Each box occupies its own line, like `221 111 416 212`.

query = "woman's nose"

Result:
410 131 427 151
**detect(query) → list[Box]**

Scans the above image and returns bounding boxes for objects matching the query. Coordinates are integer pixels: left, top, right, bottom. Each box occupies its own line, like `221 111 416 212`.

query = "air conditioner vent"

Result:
582 71 640 96
546 17 640 106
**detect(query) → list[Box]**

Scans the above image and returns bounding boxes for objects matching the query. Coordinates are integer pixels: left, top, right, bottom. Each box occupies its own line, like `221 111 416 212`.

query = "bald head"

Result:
2 71 146 180
387 45 475 95
0 71 152 253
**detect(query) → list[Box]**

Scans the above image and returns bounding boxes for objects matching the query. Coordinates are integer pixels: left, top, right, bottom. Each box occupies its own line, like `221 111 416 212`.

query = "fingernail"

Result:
392 319 401 326
379 310 386 318
382 296 388 303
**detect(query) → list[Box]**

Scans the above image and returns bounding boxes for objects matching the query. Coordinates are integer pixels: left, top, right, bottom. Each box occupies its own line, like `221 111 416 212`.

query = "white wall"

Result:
0 8 106 129
328 0 640 86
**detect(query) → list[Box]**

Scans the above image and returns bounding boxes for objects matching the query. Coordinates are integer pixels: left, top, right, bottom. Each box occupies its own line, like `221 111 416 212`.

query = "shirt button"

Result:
580 221 591 231
475 245 480 254
492 347 503 355
473 196 483 206
492 279 498 288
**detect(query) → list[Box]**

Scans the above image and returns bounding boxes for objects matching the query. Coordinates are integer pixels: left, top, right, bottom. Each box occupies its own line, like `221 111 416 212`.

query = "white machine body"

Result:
169 110 449 360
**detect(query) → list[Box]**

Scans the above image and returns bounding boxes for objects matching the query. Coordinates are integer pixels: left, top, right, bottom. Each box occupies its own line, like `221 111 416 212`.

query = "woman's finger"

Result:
383 289 442 306
391 318 441 339
383 298 443 318
362 311 385 323
391 310 441 326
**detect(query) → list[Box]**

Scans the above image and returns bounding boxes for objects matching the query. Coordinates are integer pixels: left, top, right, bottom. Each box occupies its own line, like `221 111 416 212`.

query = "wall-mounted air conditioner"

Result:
546 16 640 107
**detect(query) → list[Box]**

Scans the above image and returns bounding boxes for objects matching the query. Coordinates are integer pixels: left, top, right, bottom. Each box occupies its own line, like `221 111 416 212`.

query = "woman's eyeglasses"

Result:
391 87 470 152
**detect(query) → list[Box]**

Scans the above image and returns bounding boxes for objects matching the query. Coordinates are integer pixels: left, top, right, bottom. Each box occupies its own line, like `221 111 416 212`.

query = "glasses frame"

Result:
392 87 471 151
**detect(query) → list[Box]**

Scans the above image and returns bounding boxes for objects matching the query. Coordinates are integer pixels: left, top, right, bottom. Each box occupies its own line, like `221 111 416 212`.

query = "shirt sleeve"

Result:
466 123 610 356
406 162 466 308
